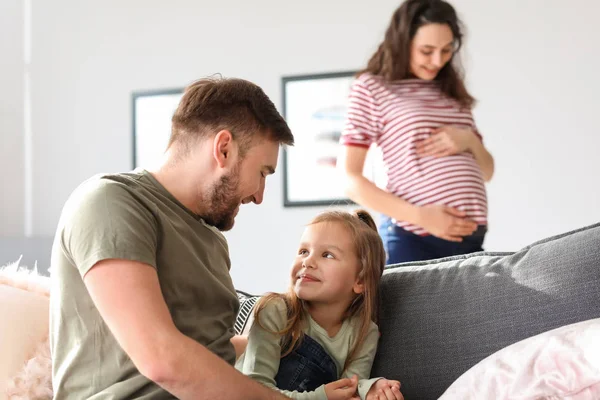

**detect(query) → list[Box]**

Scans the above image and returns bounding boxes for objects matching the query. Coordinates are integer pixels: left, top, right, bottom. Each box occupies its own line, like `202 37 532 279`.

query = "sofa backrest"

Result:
371 223 600 400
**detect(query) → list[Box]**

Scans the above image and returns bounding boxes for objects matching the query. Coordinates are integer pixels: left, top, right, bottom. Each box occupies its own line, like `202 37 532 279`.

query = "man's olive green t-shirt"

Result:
49 169 239 399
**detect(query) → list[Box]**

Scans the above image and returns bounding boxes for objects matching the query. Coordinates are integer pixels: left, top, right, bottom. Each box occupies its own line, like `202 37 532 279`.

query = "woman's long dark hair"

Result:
359 0 475 108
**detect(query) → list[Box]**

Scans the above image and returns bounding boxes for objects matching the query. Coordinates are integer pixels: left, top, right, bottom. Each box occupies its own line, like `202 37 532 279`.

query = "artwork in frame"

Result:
281 71 385 207
132 88 183 169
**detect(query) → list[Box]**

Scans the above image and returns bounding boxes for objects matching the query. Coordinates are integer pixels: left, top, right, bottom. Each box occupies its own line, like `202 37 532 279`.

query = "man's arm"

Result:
84 259 290 400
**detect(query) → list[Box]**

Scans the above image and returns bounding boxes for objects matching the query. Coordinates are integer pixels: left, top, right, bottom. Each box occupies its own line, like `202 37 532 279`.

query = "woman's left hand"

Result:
366 379 404 400
416 126 477 158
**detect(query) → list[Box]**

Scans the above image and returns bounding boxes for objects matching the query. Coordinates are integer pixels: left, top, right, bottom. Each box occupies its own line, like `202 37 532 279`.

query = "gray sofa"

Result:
372 222 600 399
235 222 600 399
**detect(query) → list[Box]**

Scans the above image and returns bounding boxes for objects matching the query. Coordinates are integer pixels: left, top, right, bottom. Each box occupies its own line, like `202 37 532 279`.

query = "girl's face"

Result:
291 222 364 306
409 23 455 80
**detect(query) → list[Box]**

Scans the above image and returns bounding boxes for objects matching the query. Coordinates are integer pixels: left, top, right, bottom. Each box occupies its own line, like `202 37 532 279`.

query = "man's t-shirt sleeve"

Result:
60 179 158 277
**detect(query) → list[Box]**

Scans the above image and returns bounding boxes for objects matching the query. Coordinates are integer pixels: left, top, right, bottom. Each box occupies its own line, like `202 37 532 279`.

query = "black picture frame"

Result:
131 88 183 169
281 71 358 207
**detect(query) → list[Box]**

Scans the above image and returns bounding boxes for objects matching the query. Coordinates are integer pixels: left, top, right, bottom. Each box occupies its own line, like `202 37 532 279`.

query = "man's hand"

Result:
324 375 359 400
366 379 403 400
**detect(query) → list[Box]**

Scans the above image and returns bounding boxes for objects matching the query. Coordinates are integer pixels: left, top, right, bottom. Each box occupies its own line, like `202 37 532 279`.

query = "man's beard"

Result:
201 166 242 231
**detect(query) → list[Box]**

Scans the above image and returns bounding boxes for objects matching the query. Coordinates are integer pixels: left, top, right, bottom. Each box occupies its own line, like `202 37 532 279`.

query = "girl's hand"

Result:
230 335 248 361
416 126 477 158
366 379 404 400
325 375 359 400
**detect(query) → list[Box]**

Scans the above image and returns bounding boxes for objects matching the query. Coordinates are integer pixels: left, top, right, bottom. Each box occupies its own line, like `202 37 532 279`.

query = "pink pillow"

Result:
439 318 600 400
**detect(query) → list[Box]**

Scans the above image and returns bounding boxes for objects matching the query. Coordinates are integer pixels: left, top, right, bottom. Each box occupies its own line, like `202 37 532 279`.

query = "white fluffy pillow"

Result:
0 261 52 400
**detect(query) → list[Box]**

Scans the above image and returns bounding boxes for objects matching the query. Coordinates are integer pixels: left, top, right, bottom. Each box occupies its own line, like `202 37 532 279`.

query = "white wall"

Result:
0 0 24 236
4 0 599 292
461 0 600 252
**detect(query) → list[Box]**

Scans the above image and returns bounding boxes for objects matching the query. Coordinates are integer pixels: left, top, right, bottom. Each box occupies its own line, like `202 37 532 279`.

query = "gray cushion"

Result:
371 222 600 400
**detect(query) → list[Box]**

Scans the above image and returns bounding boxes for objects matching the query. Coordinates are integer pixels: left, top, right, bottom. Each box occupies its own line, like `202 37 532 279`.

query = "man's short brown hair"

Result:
169 76 294 155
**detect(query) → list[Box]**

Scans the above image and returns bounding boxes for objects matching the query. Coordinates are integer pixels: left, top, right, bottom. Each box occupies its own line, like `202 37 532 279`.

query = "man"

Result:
50 77 296 399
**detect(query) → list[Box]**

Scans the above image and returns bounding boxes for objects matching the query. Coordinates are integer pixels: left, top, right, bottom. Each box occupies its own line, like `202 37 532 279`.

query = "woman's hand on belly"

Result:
415 126 476 158
415 125 495 181
415 204 478 242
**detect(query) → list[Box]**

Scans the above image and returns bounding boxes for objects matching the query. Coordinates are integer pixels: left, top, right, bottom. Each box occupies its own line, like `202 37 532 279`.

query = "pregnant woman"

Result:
339 0 495 263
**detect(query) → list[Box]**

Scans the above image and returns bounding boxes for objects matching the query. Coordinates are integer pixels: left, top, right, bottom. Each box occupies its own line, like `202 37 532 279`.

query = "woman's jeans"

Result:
275 334 337 392
379 217 487 264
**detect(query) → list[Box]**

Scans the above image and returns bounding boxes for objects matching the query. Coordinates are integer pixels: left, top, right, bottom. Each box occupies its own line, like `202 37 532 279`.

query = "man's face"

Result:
202 138 279 231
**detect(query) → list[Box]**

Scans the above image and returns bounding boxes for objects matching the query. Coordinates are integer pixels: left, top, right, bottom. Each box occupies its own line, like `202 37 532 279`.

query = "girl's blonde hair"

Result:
254 209 386 372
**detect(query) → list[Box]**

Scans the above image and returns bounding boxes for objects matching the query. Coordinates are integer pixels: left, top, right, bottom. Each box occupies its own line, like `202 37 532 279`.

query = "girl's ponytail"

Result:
353 209 378 232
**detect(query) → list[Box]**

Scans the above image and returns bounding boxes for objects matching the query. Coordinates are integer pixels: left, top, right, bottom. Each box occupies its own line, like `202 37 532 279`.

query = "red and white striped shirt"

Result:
341 73 488 235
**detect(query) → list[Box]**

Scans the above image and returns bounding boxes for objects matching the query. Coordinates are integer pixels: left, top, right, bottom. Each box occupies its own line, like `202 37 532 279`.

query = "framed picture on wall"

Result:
132 88 183 169
281 71 384 207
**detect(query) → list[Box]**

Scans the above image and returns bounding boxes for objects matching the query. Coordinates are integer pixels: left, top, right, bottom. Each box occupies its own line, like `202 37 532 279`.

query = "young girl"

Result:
236 209 403 400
